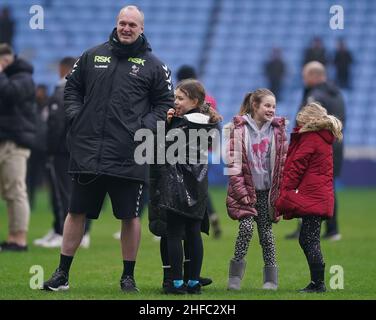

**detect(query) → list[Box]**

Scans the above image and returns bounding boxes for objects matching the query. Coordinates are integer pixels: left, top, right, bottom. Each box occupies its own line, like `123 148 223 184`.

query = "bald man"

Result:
43 6 174 292
285 61 346 241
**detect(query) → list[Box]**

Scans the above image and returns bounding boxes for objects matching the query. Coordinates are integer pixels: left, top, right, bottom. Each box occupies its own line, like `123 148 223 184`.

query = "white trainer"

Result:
80 234 90 249
33 230 56 246
328 233 342 241
42 233 63 248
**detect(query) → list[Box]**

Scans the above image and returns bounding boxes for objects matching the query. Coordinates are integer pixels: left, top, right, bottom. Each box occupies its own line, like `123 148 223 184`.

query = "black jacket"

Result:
65 31 174 181
148 109 218 236
301 82 346 177
148 109 218 237
0 58 37 149
47 79 68 155
148 161 210 237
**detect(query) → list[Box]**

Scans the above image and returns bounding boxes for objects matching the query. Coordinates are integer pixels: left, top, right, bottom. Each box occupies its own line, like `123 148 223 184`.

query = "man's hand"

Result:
166 108 175 124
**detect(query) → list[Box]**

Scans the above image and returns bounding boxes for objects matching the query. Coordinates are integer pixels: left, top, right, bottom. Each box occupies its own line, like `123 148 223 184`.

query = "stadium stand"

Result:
2 0 375 185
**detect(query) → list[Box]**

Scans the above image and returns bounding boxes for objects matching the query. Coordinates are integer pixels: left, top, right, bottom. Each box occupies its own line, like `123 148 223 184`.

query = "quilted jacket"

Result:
275 127 335 220
226 115 288 222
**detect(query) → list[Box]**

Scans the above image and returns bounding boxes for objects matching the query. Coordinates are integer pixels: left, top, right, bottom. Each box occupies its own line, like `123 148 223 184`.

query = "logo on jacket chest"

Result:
128 57 145 66
94 55 111 63
128 57 146 77
129 64 141 76
94 55 111 69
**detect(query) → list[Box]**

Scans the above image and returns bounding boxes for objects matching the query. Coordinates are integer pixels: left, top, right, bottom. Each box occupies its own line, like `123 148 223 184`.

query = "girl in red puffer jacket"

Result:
225 89 288 291
276 102 343 293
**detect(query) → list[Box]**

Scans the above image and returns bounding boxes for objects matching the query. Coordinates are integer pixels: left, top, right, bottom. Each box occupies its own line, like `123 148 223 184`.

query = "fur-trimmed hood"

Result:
299 117 335 132
296 118 336 144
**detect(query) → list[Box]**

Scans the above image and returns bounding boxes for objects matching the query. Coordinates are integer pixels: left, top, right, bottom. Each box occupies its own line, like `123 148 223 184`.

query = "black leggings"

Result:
160 237 194 280
299 216 324 265
166 211 203 280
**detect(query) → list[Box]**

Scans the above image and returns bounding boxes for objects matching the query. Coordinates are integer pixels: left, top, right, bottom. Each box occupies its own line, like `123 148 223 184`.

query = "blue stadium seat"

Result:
4 0 375 147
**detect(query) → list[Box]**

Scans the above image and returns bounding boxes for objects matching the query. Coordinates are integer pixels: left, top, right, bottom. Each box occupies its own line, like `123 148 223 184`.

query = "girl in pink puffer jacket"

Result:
225 88 288 291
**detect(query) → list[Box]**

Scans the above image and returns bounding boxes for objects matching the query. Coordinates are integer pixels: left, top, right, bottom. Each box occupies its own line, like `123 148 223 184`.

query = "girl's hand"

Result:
166 108 176 124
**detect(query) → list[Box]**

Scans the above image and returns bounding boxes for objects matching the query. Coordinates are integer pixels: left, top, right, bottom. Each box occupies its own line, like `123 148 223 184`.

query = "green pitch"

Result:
0 187 375 300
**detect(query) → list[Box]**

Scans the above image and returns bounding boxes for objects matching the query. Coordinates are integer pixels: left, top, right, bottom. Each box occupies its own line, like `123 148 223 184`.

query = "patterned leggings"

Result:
299 216 324 265
233 190 277 266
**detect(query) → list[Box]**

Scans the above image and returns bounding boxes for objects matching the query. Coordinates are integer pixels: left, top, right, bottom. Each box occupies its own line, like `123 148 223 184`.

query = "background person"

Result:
33 57 92 249
0 43 36 252
285 61 345 241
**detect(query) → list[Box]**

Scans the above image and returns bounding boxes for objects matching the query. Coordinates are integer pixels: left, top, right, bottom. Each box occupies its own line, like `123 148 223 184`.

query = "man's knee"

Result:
122 217 141 229
66 212 87 222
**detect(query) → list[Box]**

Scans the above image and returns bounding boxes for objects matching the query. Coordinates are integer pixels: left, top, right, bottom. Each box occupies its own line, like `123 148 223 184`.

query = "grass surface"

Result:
0 187 375 300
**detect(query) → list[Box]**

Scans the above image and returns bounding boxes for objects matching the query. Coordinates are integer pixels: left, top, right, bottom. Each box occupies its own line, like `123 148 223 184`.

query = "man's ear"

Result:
0 57 6 69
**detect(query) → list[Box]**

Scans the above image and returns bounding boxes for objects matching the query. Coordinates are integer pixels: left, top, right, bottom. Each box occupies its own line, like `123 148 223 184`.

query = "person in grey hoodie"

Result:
225 88 288 290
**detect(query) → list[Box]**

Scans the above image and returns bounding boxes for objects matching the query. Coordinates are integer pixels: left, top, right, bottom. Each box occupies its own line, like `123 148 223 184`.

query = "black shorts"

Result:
69 174 144 220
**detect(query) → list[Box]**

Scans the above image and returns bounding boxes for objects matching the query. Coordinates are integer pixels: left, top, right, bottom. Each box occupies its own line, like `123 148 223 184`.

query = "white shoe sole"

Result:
44 285 69 291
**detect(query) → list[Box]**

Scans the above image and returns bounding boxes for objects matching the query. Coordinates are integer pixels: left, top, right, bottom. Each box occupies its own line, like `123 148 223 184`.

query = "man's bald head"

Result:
302 61 327 87
117 5 144 25
116 6 144 44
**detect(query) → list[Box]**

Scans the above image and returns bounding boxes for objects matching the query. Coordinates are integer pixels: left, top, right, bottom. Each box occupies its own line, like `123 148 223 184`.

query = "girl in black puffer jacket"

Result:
149 79 221 294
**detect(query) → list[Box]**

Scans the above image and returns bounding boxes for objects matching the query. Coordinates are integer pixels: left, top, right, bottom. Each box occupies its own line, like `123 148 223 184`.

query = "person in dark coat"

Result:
276 102 343 293
0 44 37 252
26 84 48 210
33 57 92 249
264 48 286 100
43 6 174 293
334 38 353 89
0 7 15 46
303 37 328 66
285 61 345 241
150 79 221 294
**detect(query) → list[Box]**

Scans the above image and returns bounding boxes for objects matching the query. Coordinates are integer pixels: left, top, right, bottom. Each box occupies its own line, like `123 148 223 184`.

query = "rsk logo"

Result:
94 56 111 63
128 57 146 66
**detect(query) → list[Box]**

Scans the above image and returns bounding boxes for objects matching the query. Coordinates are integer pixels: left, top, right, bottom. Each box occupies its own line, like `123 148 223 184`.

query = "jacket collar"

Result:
233 114 285 128
292 127 335 144
109 28 151 58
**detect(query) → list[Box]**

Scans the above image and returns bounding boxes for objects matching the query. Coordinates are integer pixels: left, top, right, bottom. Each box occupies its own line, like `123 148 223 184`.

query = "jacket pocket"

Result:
276 190 299 214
